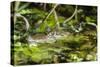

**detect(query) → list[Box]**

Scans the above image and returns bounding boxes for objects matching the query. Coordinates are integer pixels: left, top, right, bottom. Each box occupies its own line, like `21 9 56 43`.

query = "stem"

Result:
43 3 46 11
63 5 78 24
42 4 59 24
14 1 20 24
54 10 60 30
75 6 78 22
14 1 20 12
18 3 30 11
15 13 30 31
87 22 97 28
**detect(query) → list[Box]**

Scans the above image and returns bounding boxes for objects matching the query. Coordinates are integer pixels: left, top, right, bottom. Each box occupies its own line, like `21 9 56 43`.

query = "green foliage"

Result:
11 1 97 65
